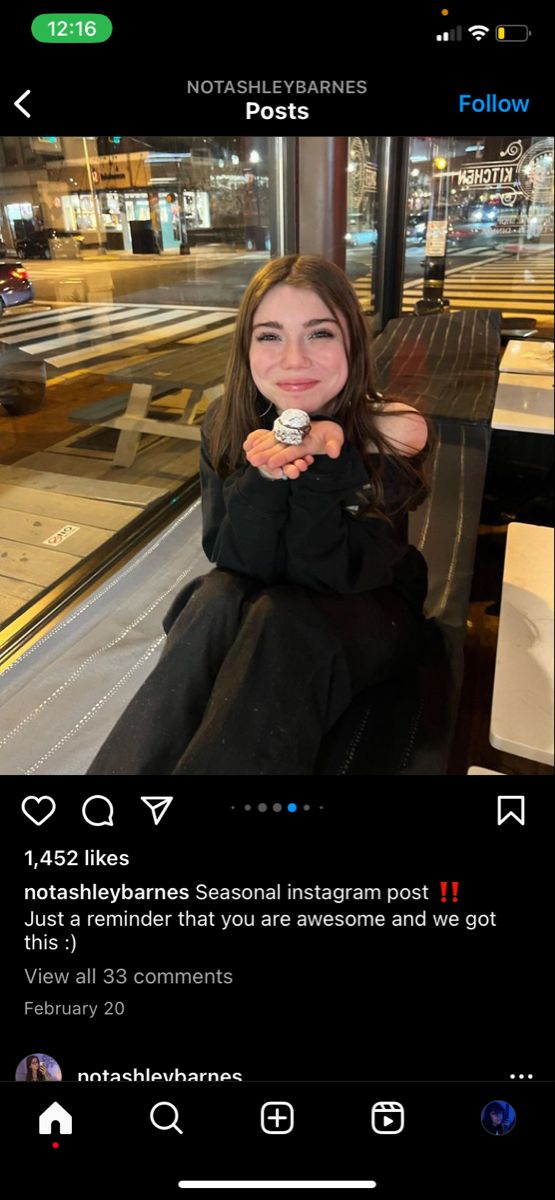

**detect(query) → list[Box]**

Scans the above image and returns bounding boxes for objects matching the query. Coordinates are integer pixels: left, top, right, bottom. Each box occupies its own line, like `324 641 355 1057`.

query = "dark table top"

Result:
98 341 231 391
373 308 503 425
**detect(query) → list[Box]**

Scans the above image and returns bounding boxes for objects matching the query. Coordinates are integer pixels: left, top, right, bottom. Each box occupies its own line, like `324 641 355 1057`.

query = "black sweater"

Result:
200 399 428 613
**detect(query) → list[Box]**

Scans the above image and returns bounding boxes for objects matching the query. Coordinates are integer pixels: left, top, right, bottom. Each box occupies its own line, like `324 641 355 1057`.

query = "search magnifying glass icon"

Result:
150 1102 183 1135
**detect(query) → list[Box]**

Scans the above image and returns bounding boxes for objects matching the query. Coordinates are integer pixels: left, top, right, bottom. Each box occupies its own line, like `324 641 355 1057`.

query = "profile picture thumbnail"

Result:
15 1054 62 1082
481 1099 516 1136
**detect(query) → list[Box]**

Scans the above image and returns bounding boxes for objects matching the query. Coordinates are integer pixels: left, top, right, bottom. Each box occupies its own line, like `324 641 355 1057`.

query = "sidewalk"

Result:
80 245 259 263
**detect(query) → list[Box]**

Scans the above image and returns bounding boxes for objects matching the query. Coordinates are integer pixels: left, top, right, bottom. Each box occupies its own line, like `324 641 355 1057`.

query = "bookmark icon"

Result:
141 796 173 826
497 796 525 826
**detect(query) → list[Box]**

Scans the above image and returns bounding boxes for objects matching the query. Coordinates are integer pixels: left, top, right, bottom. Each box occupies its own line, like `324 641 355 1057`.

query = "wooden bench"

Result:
69 379 224 467
102 382 223 467
77 343 231 466
314 422 492 775
315 307 504 775
68 378 194 425
68 393 133 424
489 522 554 766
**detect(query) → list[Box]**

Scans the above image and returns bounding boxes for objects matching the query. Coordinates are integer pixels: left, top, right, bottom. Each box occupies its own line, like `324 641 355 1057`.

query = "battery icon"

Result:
496 25 529 41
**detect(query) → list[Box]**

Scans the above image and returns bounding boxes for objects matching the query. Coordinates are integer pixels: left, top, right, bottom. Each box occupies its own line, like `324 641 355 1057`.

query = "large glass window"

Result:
0 135 277 643
344 136 379 314
403 136 554 336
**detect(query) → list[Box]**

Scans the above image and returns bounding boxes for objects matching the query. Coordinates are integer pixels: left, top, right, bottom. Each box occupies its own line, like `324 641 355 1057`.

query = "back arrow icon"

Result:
15 90 31 118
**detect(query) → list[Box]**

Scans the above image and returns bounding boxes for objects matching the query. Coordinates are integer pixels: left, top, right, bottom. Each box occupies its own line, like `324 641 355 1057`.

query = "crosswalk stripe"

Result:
1 307 161 345
446 274 553 280
402 299 551 315
400 250 554 317
456 269 553 276
46 311 235 368
452 247 490 256
447 290 552 299
402 281 553 293
182 323 237 344
1 303 117 325
23 308 190 355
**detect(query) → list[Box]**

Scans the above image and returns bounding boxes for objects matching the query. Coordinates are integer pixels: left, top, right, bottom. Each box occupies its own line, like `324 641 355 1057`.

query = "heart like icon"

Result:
22 795 56 826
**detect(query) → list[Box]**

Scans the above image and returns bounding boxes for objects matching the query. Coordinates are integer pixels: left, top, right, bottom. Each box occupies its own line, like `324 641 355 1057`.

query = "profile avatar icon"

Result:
481 1100 516 1136
16 1054 62 1082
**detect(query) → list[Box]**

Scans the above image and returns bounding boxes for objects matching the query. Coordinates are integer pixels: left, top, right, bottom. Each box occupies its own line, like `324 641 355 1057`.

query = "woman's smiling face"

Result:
249 284 350 414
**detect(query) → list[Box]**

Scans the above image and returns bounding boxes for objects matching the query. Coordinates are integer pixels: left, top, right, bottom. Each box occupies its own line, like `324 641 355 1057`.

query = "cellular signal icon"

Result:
468 25 490 40
436 25 462 41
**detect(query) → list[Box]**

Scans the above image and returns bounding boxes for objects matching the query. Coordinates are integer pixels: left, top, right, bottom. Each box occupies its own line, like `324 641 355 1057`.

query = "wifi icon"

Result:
468 24 490 40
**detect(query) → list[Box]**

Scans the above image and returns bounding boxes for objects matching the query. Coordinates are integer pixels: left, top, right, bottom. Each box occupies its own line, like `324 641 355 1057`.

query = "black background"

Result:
4 786 552 1194
1 4 549 131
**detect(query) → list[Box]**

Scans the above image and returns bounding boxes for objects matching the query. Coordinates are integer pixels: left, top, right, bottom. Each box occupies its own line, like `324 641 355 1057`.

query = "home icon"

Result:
39 1102 72 1135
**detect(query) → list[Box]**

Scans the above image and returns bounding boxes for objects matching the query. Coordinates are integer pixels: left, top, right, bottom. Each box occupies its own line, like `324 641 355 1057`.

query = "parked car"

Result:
406 213 457 245
407 213 473 249
0 239 18 259
0 257 34 312
467 204 497 223
345 226 378 248
15 228 81 260
406 214 429 245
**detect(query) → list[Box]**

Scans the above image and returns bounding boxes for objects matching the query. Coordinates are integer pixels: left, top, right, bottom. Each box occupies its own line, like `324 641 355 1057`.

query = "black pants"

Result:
87 569 425 776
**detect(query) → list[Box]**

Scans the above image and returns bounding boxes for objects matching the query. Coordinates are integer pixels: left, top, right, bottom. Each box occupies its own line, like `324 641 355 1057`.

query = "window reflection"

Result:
0 135 274 640
345 136 379 313
403 135 554 331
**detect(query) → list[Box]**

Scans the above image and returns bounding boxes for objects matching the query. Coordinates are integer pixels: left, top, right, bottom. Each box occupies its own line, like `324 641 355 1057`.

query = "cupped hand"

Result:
243 429 314 479
243 420 343 477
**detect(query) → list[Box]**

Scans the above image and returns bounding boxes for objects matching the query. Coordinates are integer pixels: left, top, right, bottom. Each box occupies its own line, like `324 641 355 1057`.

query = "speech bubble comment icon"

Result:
82 795 114 827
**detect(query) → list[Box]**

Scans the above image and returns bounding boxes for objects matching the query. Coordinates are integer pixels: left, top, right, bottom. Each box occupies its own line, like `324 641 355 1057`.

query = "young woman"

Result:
25 1055 51 1081
88 255 431 776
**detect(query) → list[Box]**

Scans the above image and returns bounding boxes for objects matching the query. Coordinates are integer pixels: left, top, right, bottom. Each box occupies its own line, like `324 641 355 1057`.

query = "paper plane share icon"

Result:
141 796 173 826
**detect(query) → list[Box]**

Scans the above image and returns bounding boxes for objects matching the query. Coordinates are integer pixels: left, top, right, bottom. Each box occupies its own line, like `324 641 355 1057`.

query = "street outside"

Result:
10 234 541 310
0 237 552 452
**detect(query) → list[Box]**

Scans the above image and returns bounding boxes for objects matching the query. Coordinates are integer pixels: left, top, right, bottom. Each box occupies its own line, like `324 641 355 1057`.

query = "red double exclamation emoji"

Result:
440 882 459 903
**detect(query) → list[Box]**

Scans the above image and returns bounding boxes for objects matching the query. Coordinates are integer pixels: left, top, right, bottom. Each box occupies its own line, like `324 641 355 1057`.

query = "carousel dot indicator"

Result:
288 803 297 812
244 804 252 811
258 803 268 812
273 803 282 812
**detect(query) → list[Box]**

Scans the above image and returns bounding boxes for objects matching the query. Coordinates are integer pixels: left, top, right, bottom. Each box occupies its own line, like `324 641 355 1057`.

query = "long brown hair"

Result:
207 254 431 520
